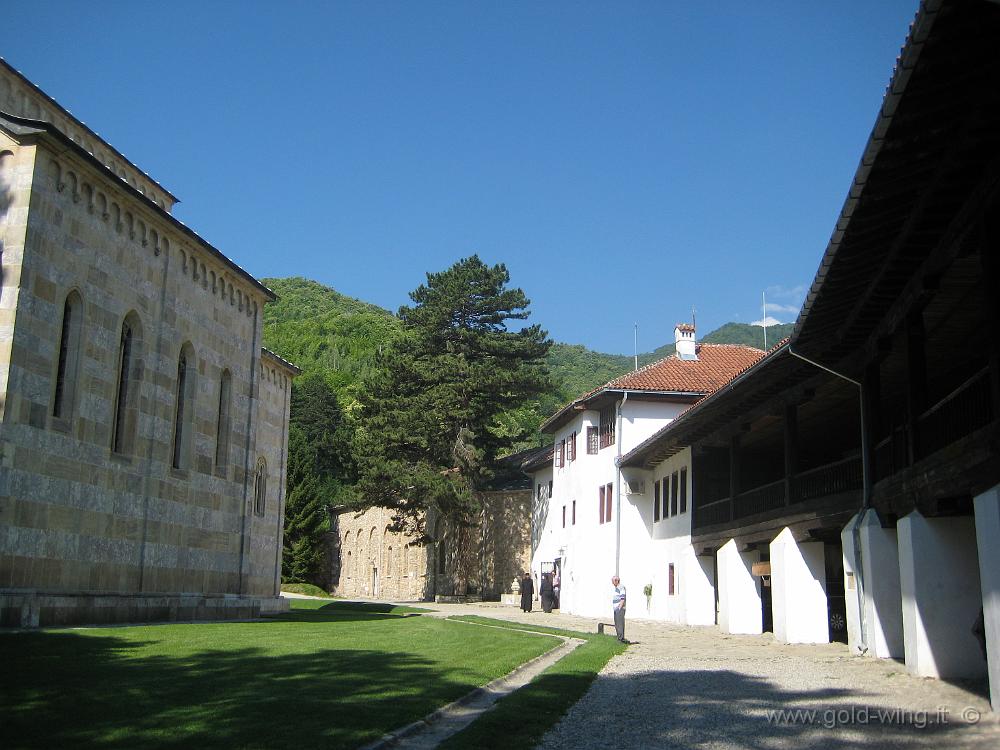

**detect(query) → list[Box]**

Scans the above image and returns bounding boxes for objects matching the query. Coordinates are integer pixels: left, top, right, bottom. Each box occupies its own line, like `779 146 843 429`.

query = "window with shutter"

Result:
598 485 605 524
680 467 688 514
605 482 613 523
671 472 679 516
599 406 616 448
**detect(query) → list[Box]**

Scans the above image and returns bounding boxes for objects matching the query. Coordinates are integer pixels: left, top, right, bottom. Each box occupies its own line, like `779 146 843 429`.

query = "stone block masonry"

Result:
0 69 298 627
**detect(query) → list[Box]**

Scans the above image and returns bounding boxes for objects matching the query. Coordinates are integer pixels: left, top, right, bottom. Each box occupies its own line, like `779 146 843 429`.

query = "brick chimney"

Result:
675 323 697 360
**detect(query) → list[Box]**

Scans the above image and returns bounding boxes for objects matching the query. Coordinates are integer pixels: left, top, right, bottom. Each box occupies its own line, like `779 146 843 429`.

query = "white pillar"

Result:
898 511 985 679
842 509 904 658
770 527 829 644
842 513 863 652
683 551 717 626
974 485 1000 710
717 539 762 635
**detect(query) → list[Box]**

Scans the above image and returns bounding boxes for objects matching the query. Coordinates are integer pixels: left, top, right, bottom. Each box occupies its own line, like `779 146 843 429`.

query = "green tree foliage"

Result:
281 372 355 584
262 277 402 398
354 256 552 532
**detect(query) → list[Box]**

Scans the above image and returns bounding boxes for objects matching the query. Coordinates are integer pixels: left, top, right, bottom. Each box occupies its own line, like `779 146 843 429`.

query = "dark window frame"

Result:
599 406 616 449
680 467 688 514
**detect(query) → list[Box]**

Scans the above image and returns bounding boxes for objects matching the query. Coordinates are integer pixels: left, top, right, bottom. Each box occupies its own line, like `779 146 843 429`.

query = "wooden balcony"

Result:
692 456 862 533
873 367 993 483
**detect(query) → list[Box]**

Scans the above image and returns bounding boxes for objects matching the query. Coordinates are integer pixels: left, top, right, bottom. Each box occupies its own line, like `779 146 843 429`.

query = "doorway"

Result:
825 541 848 644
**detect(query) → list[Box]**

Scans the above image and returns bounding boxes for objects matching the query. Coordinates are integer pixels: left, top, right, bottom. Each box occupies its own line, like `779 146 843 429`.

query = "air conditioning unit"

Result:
625 479 645 495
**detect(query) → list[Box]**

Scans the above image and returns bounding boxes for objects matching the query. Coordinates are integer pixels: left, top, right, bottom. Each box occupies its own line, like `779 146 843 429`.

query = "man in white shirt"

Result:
611 575 627 643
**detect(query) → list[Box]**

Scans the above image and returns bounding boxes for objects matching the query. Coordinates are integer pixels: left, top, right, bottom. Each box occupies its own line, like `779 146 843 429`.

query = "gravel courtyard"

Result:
417 601 999 749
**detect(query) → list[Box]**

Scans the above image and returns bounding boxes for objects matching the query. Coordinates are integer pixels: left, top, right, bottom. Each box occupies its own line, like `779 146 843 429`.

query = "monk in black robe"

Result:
540 573 554 613
520 572 534 612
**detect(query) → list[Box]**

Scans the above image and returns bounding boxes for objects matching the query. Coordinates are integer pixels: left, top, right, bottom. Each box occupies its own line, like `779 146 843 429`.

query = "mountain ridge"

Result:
261 276 795 405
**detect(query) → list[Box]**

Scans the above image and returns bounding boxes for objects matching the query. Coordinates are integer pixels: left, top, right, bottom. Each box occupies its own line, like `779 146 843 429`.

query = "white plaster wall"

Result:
618 448 706 625
842 513 863 653
620 400 688 453
898 511 985 679
770 528 828 644
530 398 690 621
974 485 1000 710
858 509 904 658
717 539 763 635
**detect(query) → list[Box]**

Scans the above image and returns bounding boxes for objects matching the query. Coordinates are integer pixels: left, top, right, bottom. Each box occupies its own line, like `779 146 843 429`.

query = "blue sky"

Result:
4 1 918 354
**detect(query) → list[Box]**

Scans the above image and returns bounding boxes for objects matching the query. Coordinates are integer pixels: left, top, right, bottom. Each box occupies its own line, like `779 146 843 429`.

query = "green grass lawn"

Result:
279 583 335 598
0 600 559 749
439 617 627 750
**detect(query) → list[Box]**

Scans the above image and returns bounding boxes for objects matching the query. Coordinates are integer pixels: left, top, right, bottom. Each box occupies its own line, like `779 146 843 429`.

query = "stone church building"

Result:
331 453 540 602
0 60 297 626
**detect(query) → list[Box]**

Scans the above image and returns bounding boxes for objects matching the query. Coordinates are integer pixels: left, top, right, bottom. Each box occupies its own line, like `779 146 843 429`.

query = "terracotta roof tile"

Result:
541 343 765 432
603 344 764 394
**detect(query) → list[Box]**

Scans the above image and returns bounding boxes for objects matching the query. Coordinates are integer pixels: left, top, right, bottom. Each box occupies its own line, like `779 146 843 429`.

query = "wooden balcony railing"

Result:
734 478 786 519
695 498 732 527
693 455 862 531
792 455 862 503
917 366 992 460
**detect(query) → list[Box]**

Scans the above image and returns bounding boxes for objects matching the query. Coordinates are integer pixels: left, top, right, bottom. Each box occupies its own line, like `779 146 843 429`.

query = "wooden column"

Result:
729 435 740 522
982 203 1000 419
904 309 927 464
783 404 798 505
863 360 881 484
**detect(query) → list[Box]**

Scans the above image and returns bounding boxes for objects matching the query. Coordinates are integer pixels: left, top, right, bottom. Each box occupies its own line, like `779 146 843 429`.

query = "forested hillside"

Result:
262 277 795 408
262 277 401 395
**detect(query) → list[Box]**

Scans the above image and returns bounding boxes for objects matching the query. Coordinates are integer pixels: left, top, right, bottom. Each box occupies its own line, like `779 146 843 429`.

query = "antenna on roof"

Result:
633 323 638 372
691 306 696 330
762 291 768 350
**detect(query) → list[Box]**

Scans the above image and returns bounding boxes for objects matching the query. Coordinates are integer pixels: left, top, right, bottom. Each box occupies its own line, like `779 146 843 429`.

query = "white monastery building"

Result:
527 325 761 621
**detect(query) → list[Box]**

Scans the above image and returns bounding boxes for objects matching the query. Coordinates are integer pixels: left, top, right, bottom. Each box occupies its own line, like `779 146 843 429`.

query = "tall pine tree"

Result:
355 255 551 534
281 372 354 584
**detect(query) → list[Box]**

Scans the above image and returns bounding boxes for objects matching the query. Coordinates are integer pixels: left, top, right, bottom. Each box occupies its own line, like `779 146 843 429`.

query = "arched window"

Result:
215 369 232 471
112 314 142 455
343 532 351 577
53 291 83 421
253 458 267 515
171 345 197 470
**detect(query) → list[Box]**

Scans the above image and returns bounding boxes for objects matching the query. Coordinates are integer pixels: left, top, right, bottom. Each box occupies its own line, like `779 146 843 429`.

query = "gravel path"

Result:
405 601 999 750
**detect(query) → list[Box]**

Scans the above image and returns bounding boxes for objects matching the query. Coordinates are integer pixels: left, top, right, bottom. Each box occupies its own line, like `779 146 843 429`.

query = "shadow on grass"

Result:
1 624 467 749
270 599 426 624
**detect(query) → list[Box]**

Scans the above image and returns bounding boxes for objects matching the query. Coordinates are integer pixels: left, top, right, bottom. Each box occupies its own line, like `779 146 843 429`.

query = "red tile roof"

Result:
603 344 764 394
541 343 765 432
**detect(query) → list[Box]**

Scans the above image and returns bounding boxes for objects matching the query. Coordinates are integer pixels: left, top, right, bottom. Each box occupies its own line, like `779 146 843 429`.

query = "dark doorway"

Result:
825 541 848 644
759 550 773 633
